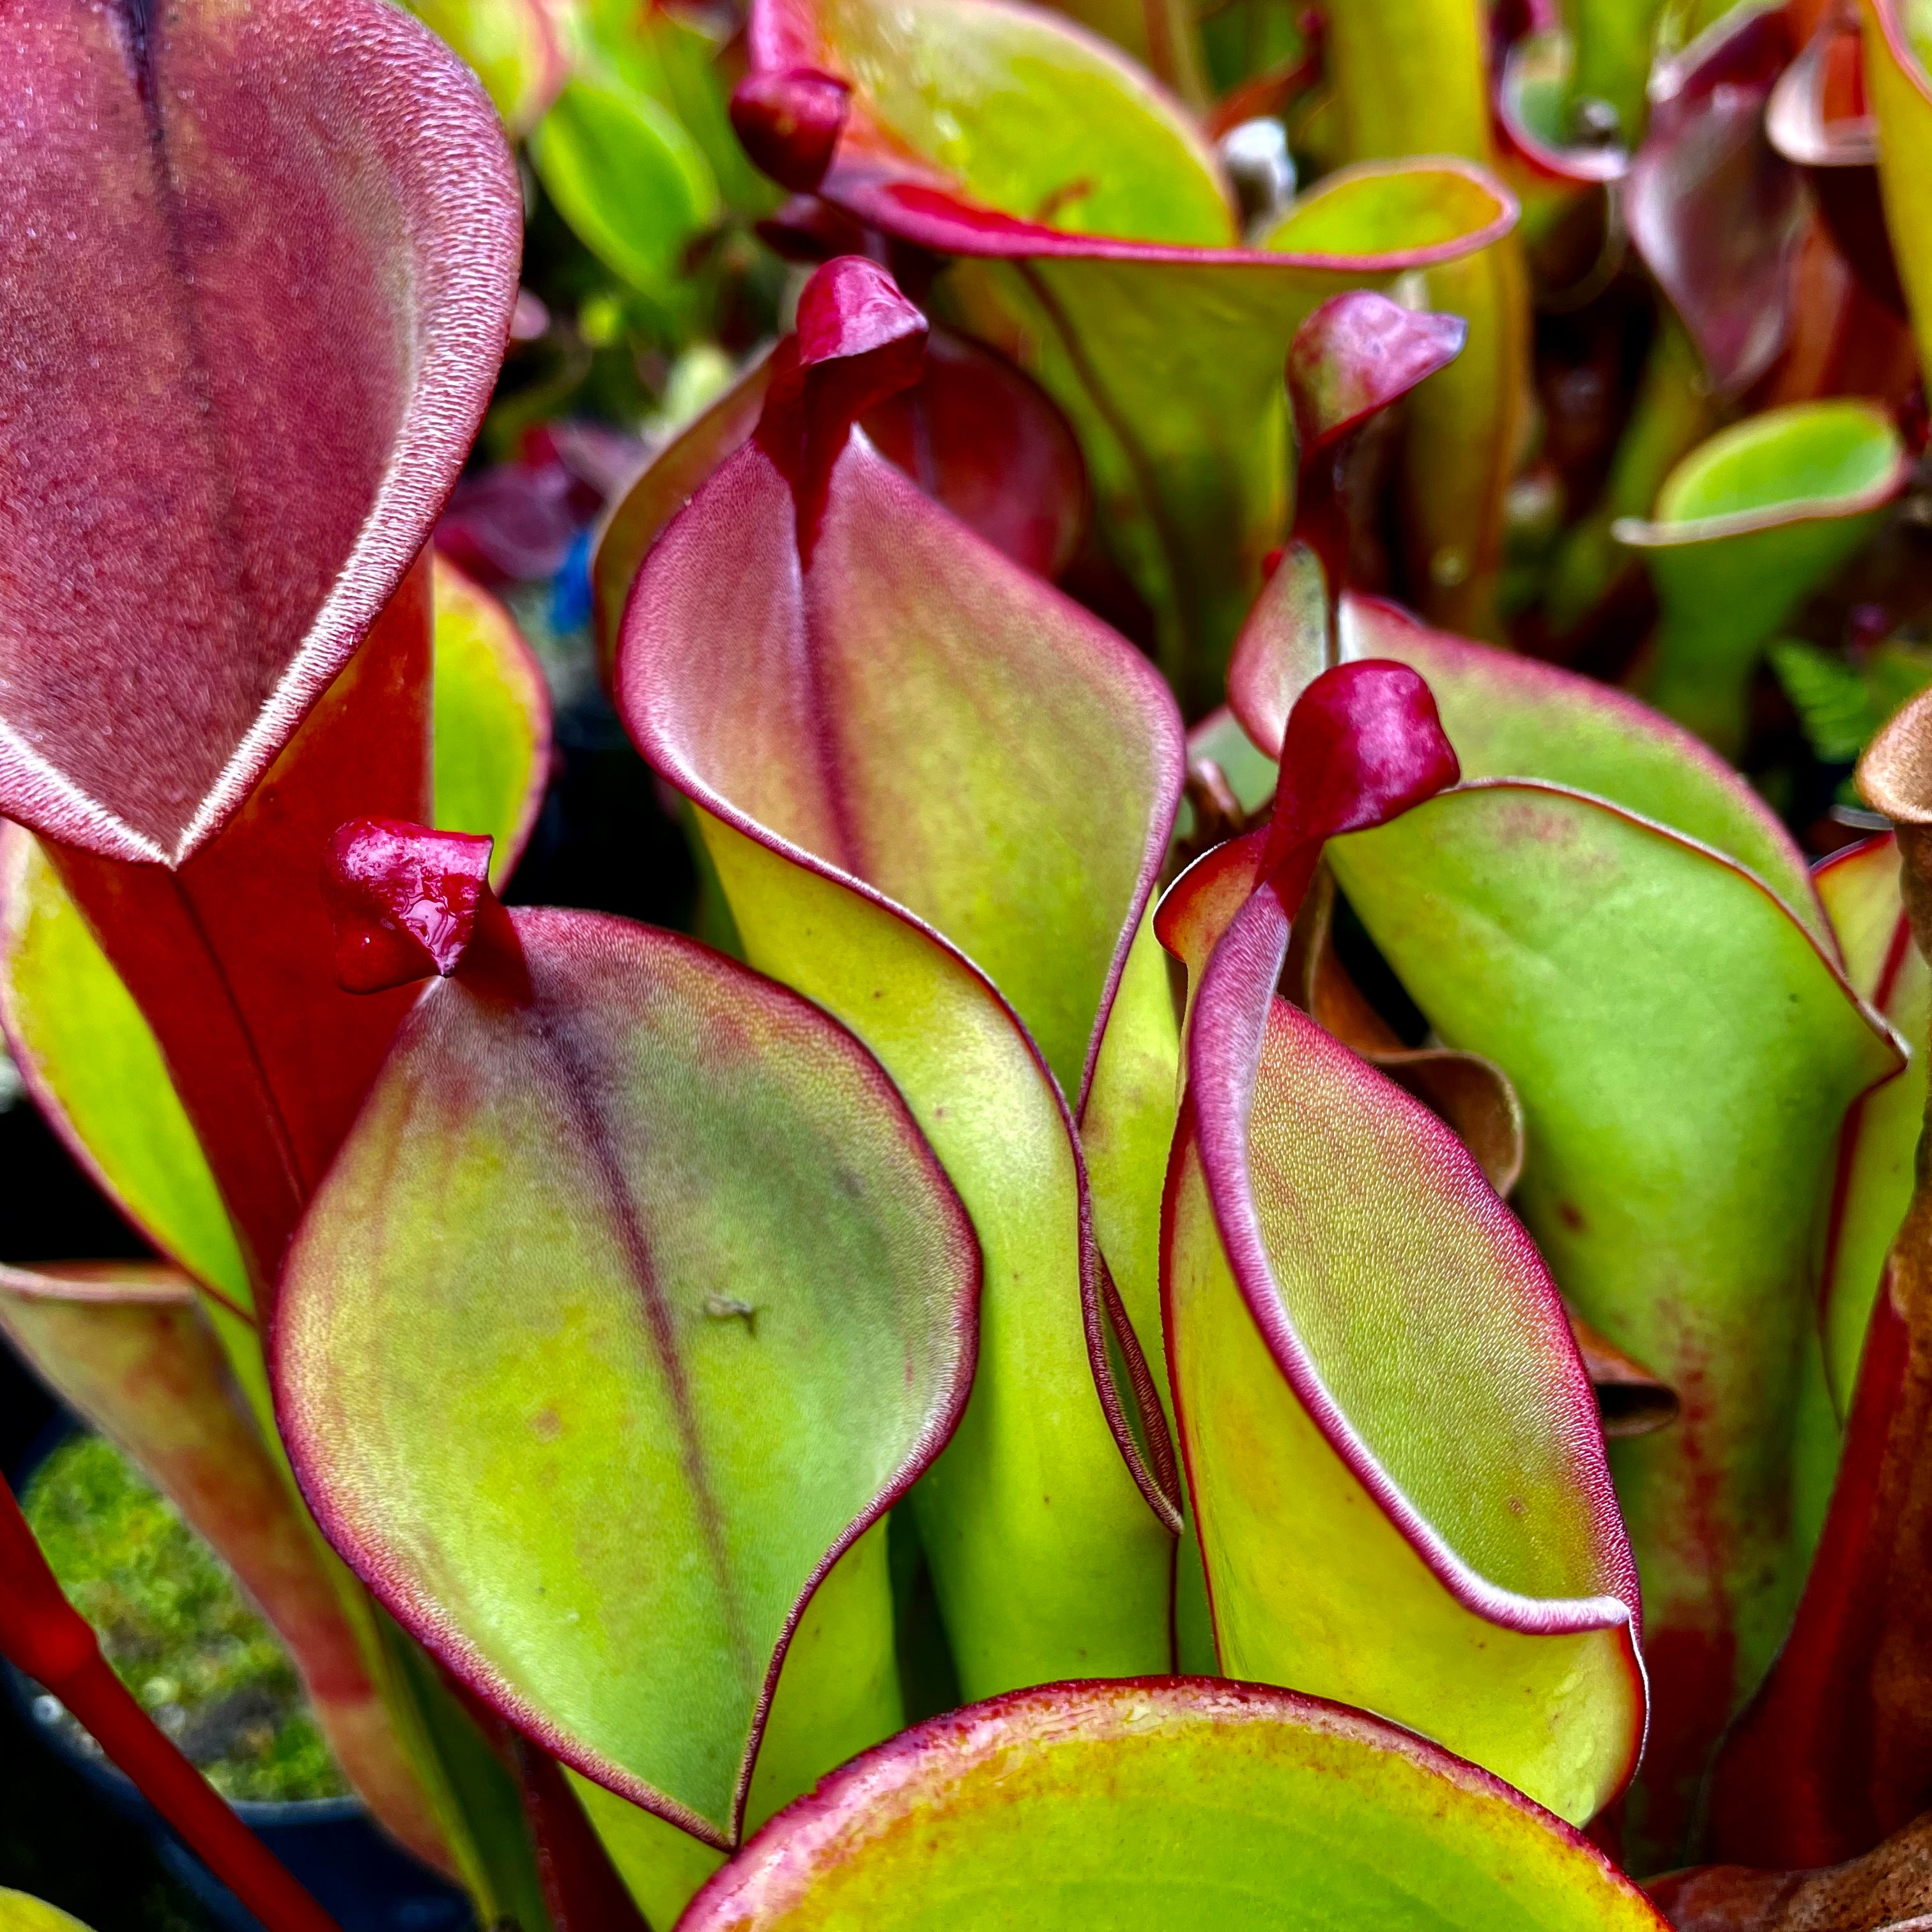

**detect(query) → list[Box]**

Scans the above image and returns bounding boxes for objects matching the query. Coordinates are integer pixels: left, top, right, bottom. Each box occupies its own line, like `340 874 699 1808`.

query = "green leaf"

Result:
529 76 719 312
1082 909 1182 1422
569 1770 731 1928
1324 783 1901 1864
621 295 1185 1698
1322 0 1492 160
565 1514 910 1925
275 913 978 1848
0 1273 553 1926
677 1680 1672 1931
1613 400 1908 755
1159 841 1643 1825
0 829 253 1314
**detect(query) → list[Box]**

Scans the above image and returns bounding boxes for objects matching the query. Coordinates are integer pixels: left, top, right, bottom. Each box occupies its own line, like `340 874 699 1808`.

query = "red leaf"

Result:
1287 294 1468 457
1704 1246 1932 1866
0 0 519 868
47 572 436 1289
1626 3 1806 395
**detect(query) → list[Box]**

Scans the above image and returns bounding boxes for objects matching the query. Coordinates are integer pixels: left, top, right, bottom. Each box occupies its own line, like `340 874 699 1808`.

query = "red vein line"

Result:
114 0 259 806
534 1011 757 1686
794 498 869 884
1873 907 1915 1013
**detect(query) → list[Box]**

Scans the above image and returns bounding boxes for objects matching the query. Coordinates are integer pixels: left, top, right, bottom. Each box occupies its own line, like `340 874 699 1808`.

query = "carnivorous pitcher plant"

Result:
10 0 1932 1925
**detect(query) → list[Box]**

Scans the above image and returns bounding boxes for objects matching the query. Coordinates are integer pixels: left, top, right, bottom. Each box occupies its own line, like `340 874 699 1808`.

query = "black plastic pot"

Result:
154 1795 470 1932
6 1422 473 1932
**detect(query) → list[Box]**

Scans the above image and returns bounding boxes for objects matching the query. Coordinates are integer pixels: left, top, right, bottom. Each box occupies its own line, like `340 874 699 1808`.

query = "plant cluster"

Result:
5 0 1932 1928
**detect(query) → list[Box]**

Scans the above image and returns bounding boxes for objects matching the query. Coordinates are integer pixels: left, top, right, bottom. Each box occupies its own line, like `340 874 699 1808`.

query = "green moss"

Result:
22 1434 348 1805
